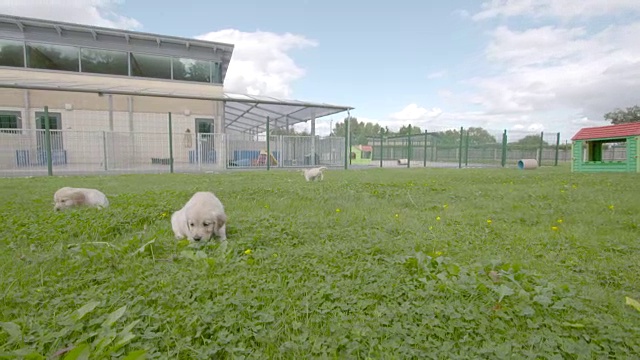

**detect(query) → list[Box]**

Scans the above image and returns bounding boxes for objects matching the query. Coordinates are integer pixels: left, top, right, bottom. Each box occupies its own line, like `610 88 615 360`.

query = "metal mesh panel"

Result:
506 130 561 167
0 129 47 175
174 133 226 172
603 143 626 161
365 129 566 169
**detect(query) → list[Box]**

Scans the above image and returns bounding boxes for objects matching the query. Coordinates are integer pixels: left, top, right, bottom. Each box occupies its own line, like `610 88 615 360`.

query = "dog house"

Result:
350 145 373 165
570 122 640 173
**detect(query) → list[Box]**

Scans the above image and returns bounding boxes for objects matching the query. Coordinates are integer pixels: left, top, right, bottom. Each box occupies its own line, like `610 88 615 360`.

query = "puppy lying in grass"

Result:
53 187 109 211
171 191 227 242
303 166 327 182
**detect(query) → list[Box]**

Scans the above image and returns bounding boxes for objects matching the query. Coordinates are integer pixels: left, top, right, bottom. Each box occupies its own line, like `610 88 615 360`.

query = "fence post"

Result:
432 136 437 162
501 129 507 167
554 132 560 166
423 130 428 168
379 132 383 168
44 106 53 176
458 126 464 169
102 131 108 171
266 116 271 171
538 131 544 166
464 129 470 167
344 115 350 170
168 112 174 173
407 125 412 168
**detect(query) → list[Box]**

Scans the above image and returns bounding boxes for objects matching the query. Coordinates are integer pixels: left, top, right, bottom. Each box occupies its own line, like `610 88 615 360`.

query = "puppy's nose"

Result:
193 236 202 241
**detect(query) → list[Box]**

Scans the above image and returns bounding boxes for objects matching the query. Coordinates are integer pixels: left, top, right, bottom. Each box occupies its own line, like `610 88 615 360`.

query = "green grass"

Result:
1 167 639 359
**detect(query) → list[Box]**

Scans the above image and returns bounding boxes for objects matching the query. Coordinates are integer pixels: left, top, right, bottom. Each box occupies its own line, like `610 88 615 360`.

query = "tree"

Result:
604 105 640 124
270 127 309 136
396 125 423 135
333 117 382 145
430 127 497 147
465 127 498 145
511 135 548 147
434 129 463 146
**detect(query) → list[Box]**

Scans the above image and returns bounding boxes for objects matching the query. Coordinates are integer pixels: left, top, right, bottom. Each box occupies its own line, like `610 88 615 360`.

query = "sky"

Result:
2 0 640 141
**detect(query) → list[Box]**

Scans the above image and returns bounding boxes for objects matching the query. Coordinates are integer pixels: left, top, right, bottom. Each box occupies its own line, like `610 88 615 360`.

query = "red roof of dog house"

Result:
571 122 640 141
359 145 373 151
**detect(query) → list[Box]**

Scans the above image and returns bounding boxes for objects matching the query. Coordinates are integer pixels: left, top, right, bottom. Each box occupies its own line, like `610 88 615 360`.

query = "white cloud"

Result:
453 9 471 19
390 103 443 122
3 1 317 100
473 0 640 21
427 70 447 79
470 22 640 119
485 26 591 67
0 0 141 29
196 30 317 99
437 90 455 101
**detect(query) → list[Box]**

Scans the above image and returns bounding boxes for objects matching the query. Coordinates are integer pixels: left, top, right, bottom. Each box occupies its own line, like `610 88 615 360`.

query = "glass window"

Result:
130 52 171 79
26 42 79 72
81 48 128 76
173 57 211 83
0 111 22 134
212 62 222 84
0 39 25 68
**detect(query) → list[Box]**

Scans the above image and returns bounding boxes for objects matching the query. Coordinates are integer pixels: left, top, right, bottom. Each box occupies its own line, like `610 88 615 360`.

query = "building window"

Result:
80 48 128 76
130 52 171 79
26 42 79 72
212 62 222 84
173 57 211 83
0 39 25 68
0 111 22 134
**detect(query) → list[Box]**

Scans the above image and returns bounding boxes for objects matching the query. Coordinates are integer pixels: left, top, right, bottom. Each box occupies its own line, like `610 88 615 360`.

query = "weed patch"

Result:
1 168 639 358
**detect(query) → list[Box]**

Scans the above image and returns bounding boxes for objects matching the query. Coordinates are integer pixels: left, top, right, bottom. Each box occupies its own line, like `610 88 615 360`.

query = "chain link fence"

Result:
364 128 566 169
0 107 347 177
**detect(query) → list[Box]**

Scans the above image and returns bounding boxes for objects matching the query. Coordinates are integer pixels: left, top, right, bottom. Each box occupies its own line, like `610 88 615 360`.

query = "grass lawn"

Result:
1 167 639 359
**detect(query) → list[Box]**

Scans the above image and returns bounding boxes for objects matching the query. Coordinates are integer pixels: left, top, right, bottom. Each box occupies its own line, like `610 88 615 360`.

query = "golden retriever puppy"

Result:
171 191 227 242
53 187 109 211
303 166 327 182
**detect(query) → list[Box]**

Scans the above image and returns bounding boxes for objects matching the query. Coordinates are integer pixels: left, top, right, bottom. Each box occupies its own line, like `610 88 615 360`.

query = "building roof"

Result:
0 73 354 133
0 14 234 82
571 122 640 141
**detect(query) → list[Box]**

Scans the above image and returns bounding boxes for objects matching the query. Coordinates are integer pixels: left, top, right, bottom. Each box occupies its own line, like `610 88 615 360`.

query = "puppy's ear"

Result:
215 212 227 229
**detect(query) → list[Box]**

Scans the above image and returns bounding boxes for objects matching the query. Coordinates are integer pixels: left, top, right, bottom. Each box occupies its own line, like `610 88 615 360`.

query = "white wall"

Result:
0 68 230 169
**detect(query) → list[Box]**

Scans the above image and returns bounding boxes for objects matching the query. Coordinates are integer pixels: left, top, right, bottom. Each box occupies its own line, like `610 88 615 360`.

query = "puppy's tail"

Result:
318 166 328 171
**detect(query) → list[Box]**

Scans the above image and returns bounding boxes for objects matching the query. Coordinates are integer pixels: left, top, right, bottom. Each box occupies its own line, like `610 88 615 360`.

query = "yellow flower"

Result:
395 213 399 218
264 204 270 209
336 208 341 213
551 226 559 231
557 219 563 223
560 190 566 193
572 184 577 189
608 205 614 210
443 204 448 209
244 249 252 255
487 219 492 225
160 212 168 218
272 253 278 258
435 251 443 256
436 216 441 221
428 226 433 231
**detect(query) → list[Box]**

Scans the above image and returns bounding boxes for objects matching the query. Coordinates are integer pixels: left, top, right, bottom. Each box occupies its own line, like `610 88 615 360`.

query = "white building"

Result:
0 14 352 176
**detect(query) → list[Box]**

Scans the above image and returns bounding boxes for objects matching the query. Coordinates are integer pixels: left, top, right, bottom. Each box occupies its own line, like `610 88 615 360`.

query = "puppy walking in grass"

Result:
53 187 109 211
303 166 327 182
171 191 227 242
